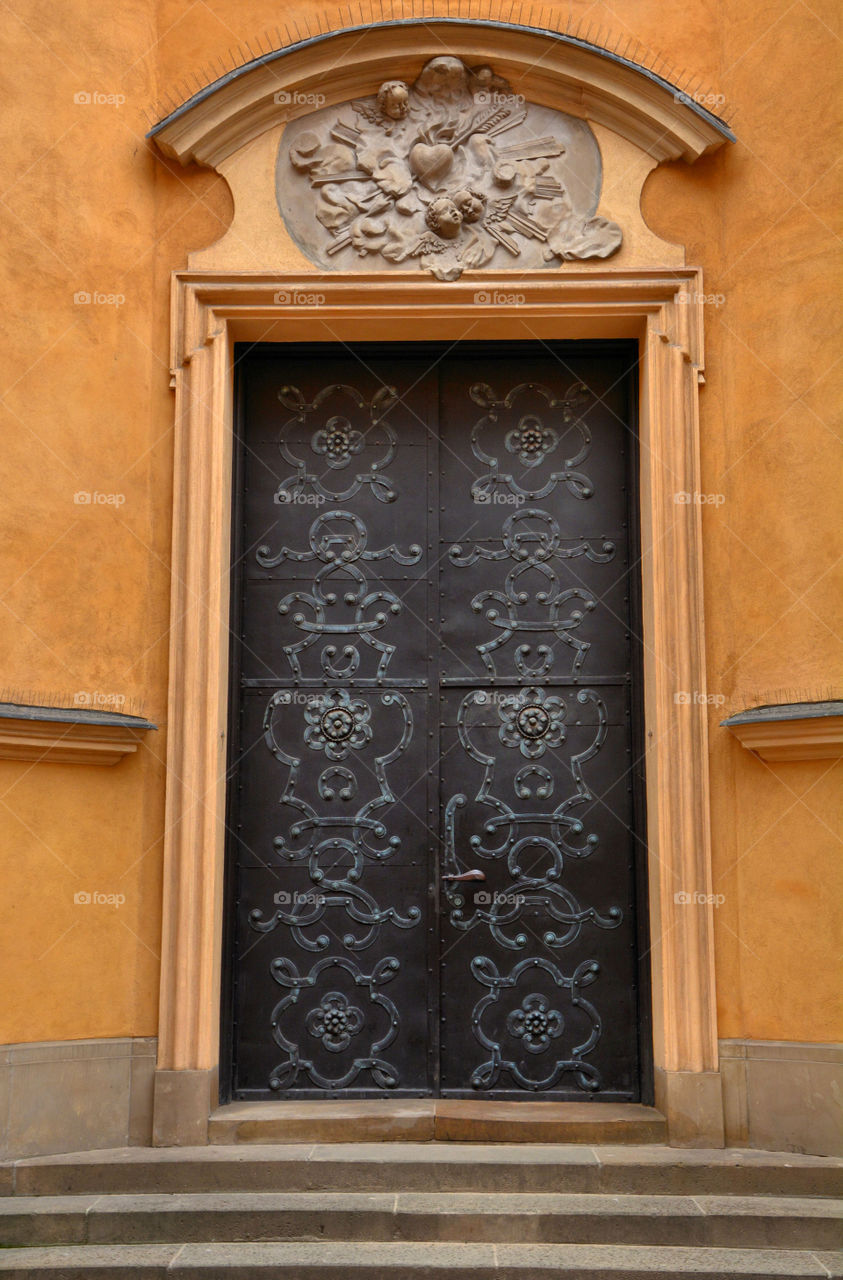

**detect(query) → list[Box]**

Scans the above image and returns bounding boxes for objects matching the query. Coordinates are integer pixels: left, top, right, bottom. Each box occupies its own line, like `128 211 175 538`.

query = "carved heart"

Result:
408 142 453 190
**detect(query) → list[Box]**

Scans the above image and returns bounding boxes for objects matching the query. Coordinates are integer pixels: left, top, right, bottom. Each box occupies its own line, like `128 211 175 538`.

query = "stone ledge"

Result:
0 702 156 766
720 1040 843 1064
721 701 843 763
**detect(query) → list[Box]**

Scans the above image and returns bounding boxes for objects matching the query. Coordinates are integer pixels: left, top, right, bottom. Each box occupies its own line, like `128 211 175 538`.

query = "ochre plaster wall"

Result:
0 1 839 1048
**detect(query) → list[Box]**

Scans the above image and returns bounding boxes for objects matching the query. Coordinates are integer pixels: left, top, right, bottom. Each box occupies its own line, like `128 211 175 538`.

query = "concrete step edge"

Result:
2 1192 840 1253
6 1146 841 1199
3 1190 841 1214
0 1240 839 1277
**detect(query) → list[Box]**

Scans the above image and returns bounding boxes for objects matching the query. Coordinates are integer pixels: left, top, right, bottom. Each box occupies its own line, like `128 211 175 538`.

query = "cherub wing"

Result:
351 99 382 126
485 195 518 226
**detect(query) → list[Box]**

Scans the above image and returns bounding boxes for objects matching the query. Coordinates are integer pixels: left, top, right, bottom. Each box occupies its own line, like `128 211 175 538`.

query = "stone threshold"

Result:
208 1100 667 1145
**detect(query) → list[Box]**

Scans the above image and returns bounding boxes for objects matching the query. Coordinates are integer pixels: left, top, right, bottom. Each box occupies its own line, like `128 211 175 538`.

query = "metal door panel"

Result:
229 349 436 1097
234 868 430 1097
241 455 433 583
225 343 647 1103
437 358 630 544
239 579 431 684
437 556 632 683
235 688 430 870
435 348 640 1099
437 682 639 1099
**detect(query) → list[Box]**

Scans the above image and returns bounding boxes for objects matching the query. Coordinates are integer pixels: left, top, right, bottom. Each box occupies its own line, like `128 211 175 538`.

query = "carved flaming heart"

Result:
408 142 453 190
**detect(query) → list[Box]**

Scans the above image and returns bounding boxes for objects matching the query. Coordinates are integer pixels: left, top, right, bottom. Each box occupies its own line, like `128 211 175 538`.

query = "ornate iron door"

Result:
225 343 647 1102
437 353 645 1100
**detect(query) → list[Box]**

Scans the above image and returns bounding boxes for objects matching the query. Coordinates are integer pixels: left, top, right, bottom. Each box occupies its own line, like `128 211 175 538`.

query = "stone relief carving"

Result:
277 56 622 281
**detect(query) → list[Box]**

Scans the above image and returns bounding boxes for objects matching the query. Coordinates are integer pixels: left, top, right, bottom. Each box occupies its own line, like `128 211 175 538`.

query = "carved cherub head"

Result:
377 80 410 120
425 196 463 240
415 57 470 104
452 188 487 224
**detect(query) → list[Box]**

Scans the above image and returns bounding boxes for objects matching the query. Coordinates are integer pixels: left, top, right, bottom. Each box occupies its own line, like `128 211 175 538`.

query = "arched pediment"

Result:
150 18 734 169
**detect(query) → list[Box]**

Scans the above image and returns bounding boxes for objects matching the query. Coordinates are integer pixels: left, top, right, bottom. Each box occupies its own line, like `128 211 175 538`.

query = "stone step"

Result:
6 1145 842 1199
1 1191 840 1251
207 1100 668 1145
0 1241 841 1278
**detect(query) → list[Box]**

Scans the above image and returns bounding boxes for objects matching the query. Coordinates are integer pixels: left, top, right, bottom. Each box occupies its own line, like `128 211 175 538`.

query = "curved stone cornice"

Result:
149 19 735 170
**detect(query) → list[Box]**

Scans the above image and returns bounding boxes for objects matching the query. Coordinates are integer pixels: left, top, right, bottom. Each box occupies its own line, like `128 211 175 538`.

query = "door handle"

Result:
442 869 486 882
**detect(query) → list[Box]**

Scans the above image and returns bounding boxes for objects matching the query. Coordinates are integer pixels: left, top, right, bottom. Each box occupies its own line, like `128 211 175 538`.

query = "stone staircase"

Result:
0 1143 840 1276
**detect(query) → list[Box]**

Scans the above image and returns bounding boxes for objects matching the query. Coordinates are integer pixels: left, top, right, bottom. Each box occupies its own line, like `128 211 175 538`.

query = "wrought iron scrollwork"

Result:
449 509 614 679
249 689 421 954
268 955 402 1091
445 687 614 864
468 381 594 500
257 510 422 679
469 956 603 1092
275 383 402 504
443 685 621 1030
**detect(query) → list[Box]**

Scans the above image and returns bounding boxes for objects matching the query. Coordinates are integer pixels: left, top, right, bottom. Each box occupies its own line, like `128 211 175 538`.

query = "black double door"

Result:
224 342 649 1101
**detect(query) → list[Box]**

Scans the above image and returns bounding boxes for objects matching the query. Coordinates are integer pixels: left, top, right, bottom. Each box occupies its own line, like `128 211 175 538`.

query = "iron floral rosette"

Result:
277 56 622 281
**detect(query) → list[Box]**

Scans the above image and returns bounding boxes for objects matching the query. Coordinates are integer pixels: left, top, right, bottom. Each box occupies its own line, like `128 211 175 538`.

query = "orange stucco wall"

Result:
1 1 840 1048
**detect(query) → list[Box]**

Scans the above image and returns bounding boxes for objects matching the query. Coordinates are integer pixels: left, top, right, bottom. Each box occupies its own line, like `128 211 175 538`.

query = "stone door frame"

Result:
152 269 724 1148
